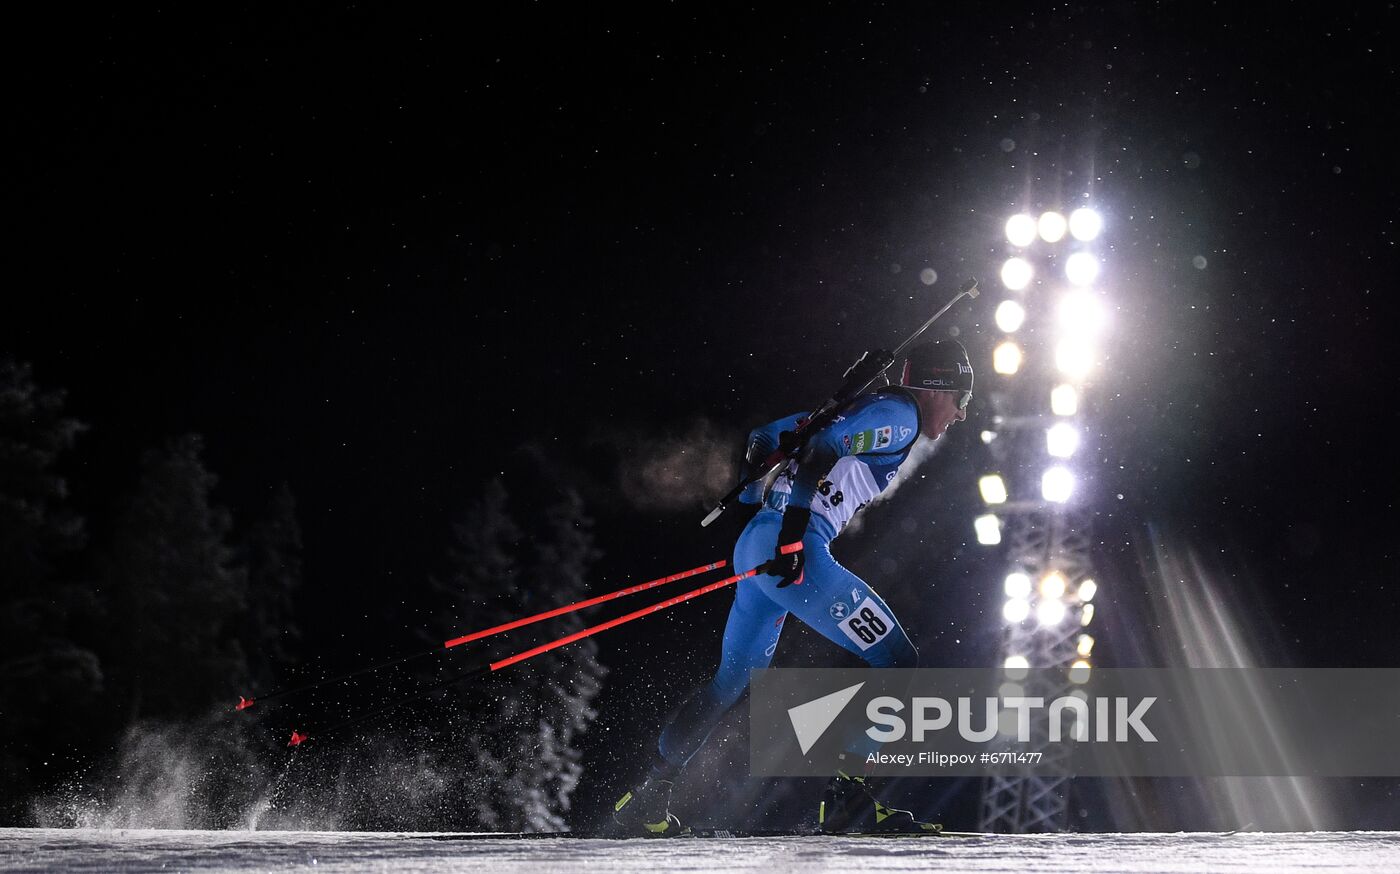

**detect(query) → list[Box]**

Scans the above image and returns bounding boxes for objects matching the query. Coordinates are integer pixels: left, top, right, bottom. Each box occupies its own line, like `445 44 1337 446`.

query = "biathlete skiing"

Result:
613 338 975 835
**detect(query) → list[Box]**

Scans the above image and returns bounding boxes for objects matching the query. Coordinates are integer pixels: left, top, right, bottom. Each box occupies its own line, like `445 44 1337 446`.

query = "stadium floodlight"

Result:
980 430 998 444
1041 466 1075 503
1003 598 1031 623
1054 339 1093 380
994 341 1023 375
1069 207 1103 241
1068 659 1092 684
1039 571 1067 600
979 474 1008 505
1051 384 1079 416
1036 598 1067 626
1004 655 1030 680
1004 572 1032 599
1038 211 1068 243
1006 214 1038 248
1077 578 1098 602
975 514 1002 545
1064 251 1100 286
1000 257 1034 291
1046 422 1080 458
1081 603 1096 626
995 299 1027 333
1057 289 1107 336
1077 634 1095 657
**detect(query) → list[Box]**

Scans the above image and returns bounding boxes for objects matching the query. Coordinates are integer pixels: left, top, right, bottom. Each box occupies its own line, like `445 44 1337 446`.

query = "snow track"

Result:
2 828 1398 873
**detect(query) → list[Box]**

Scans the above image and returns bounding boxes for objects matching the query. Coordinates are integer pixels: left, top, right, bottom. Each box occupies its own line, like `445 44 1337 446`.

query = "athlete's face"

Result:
918 389 968 440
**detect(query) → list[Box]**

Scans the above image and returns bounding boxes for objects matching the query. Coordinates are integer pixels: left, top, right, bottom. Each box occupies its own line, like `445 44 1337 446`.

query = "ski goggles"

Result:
905 383 972 410
939 389 973 411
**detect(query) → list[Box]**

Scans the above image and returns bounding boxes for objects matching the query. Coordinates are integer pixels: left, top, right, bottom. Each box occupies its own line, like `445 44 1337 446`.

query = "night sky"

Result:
6 3 1398 827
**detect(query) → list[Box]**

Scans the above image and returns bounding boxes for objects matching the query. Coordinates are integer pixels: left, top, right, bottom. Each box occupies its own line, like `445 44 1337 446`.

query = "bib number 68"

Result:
839 598 894 651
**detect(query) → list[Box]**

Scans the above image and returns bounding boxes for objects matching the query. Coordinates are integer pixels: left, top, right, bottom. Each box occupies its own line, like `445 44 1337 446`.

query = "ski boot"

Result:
612 761 684 836
818 771 942 834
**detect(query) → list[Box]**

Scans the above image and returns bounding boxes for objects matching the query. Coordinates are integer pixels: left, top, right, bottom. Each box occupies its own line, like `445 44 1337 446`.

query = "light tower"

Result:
976 208 1106 833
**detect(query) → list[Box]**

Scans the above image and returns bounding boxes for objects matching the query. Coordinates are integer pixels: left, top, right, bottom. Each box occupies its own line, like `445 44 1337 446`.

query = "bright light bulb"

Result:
1003 598 1030 623
1036 598 1067 626
1069 659 1092 684
979 474 1008 505
1004 572 1032 599
1039 572 1067 600
994 341 1023 375
1039 211 1068 243
1047 422 1080 458
975 514 1002 545
1001 257 1033 291
1069 208 1103 241
1051 384 1079 416
995 299 1026 333
1078 579 1098 602
1065 252 1100 286
1042 466 1075 503
1055 339 1093 380
1006 214 1038 248
1077 634 1095 657
1081 603 1096 626
980 430 998 444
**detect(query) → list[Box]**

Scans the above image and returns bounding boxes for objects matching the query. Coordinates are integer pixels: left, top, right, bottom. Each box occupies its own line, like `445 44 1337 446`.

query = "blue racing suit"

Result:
657 388 924 766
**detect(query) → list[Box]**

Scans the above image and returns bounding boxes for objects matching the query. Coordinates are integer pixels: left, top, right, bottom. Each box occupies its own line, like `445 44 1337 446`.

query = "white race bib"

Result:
807 456 880 535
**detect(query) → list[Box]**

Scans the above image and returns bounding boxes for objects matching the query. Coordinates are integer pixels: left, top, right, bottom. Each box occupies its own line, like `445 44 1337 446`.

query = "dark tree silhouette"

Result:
241 482 303 689
101 434 250 721
0 360 98 818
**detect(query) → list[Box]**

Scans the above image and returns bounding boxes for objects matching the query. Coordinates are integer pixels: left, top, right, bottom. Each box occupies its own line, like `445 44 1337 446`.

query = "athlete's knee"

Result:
891 636 920 669
867 634 919 670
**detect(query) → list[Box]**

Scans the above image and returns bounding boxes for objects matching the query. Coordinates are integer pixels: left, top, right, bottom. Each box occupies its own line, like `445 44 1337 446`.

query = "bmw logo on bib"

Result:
829 601 850 620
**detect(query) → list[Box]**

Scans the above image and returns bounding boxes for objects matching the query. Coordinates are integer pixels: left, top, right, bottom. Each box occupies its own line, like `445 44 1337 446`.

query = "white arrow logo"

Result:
787 682 865 755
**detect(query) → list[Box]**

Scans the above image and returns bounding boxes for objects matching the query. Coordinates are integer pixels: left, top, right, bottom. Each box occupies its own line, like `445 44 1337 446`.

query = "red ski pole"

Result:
283 557 787 746
240 557 728 712
488 563 767 670
443 558 728 649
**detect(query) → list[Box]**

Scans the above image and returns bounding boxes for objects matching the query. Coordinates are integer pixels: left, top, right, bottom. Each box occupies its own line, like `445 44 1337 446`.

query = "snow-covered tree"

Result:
515 488 607 828
421 478 606 832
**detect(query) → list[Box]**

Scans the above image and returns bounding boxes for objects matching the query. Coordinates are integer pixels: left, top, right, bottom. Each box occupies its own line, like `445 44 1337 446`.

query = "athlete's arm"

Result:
738 411 811 504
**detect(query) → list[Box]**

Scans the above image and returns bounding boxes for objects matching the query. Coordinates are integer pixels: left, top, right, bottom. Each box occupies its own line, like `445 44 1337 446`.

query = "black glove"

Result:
761 506 810 587
745 422 805 477
776 428 802 456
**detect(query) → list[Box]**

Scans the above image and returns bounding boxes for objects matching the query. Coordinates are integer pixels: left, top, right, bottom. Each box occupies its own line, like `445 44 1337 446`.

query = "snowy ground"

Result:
2 828 1398 873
